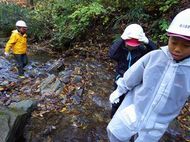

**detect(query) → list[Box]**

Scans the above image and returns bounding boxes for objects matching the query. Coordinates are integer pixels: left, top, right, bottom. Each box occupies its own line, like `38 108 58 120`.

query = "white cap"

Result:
121 24 145 40
166 8 190 37
16 20 27 27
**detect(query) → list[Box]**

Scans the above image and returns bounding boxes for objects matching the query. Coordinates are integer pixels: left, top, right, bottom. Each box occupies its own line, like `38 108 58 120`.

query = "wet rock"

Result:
59 69 73 83
70 95 81 105
0 56 12 69
0 110 10 142
0 100 37 142
46 58 65 73
9 100 37 112
39 74 64 96
71 75 83 84
75 88 83 97
55 85 64 96
0 69 18 82
40 74 56 90
50 78 62 94
91 96 111 110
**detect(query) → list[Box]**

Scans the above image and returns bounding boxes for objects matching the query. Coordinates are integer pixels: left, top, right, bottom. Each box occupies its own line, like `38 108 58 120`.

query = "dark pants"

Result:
14 54 28 76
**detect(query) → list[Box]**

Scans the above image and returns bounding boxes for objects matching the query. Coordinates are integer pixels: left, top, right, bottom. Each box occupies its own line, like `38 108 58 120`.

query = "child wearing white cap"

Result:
109 23 157 118
107 8 190 142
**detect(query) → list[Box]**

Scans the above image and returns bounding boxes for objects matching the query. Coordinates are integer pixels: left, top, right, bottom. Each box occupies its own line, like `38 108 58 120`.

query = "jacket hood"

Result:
12 30 19 33
12 29 27 37
161 46 190 66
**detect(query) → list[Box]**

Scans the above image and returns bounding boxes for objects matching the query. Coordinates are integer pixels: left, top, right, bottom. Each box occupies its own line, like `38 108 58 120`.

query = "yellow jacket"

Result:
5 30 27 54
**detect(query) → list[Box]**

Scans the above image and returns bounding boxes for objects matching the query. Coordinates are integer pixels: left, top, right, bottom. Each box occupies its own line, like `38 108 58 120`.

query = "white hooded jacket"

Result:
107 46 190 142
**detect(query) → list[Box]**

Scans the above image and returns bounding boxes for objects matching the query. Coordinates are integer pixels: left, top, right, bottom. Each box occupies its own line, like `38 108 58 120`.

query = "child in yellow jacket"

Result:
4 20 28 78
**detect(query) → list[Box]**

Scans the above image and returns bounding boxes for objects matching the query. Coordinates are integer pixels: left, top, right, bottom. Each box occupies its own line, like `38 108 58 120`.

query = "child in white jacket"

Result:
107 8 190 142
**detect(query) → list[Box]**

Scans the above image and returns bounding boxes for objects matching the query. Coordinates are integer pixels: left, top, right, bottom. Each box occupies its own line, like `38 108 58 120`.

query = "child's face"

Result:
168 36 190 61
19 27 27 34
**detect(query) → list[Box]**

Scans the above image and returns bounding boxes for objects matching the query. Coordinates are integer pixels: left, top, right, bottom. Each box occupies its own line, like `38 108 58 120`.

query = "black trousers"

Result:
14 54 28 76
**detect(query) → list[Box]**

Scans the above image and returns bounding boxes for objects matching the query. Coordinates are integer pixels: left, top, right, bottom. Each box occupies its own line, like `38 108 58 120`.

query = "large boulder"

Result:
0 100 37 142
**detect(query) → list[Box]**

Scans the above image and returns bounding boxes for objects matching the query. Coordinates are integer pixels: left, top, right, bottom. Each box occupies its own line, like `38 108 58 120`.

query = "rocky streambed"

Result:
0 44 189 142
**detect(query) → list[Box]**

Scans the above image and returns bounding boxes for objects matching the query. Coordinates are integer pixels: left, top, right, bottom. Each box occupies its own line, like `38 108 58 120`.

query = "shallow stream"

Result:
0 41 188 142
23 48 189 142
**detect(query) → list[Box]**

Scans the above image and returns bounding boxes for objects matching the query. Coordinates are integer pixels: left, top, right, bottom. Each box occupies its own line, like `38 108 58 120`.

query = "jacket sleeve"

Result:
108 38 123 61
5 33 17 53
144 39 157 52
115 52 151 95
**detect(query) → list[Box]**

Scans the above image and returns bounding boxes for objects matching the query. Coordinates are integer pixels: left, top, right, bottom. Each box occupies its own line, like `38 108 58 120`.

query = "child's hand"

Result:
138 35 149 44
4 52 9 57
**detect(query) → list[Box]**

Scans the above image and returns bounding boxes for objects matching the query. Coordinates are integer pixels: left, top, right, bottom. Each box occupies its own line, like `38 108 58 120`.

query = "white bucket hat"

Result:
121 24 145 40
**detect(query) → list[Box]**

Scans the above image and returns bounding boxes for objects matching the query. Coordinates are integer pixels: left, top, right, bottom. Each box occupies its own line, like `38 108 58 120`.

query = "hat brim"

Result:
125 39 141 47
167 32 190 41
